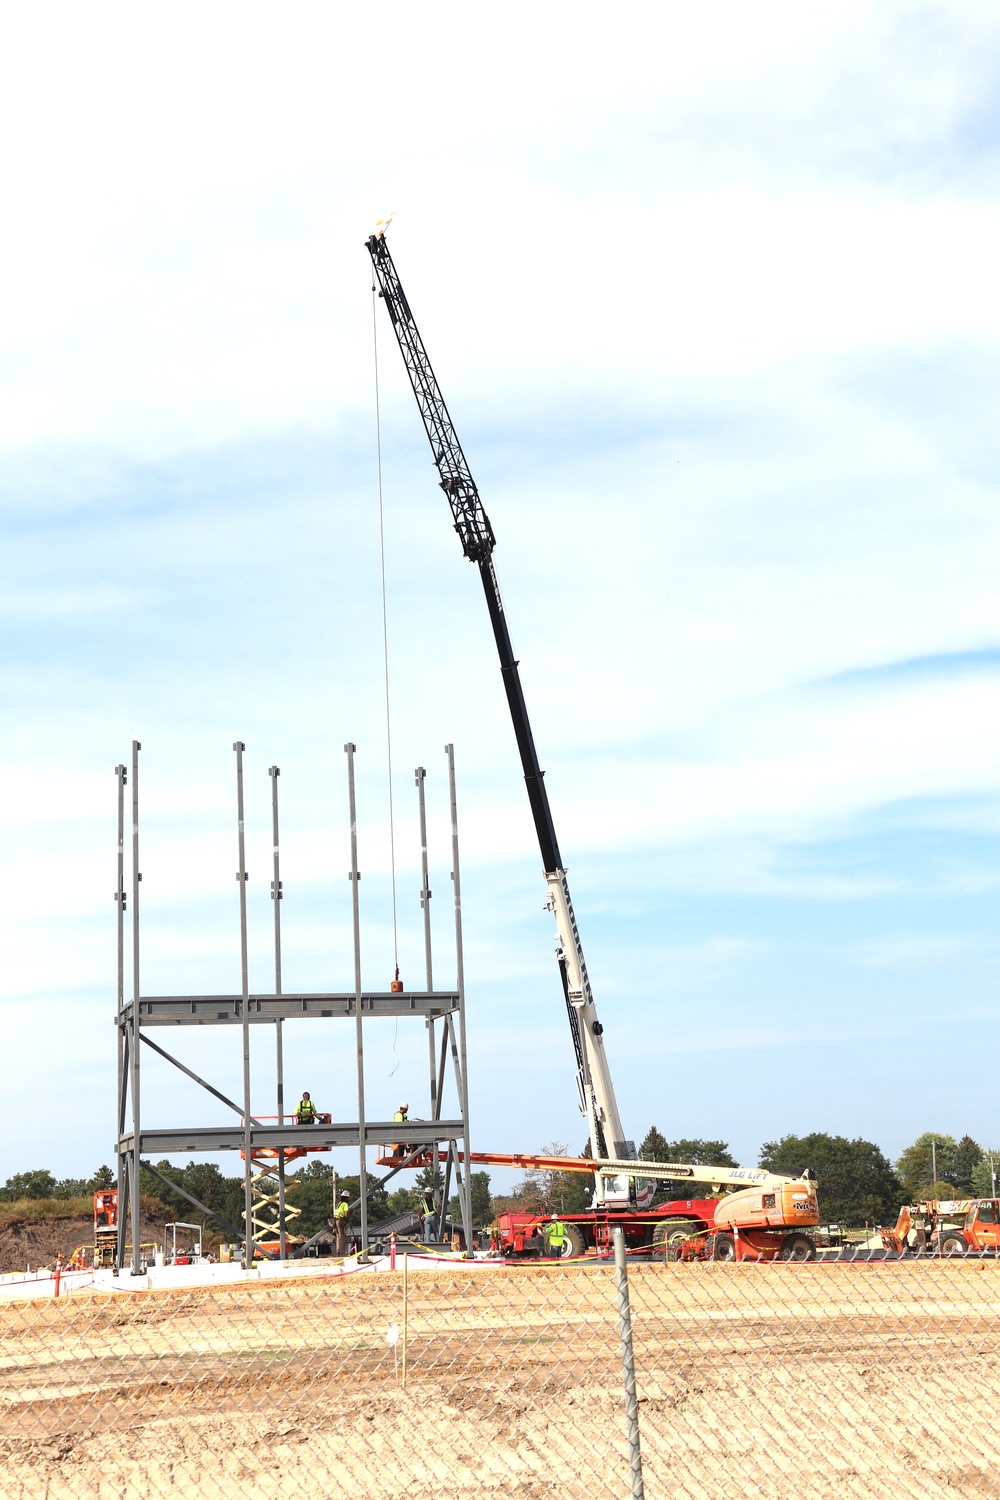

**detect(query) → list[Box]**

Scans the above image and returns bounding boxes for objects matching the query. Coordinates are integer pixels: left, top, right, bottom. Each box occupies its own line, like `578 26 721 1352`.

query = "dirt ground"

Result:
0 1215 167 1274
0 1260 998 1498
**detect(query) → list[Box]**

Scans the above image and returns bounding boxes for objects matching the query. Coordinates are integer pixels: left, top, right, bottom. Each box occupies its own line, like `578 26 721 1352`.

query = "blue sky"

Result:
2 3 1000 1190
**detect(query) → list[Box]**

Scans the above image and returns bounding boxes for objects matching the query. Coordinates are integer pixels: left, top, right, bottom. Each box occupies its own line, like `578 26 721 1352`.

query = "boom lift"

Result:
460 1149 817 1261
366 227 819 1258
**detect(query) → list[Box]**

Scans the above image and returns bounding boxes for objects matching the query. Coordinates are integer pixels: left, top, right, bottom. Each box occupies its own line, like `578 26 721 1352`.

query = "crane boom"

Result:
366 228 630 1164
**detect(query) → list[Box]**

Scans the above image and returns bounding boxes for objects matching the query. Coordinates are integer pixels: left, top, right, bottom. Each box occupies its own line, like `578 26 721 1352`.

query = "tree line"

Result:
4 1129 998 1232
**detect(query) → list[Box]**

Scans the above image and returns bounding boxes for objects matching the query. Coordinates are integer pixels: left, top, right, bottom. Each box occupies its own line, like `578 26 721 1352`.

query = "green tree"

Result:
953 1136 983 1196
2 1169 56 1201
285 1162 388 1237
895 1133 959 1201
638 1130 737 1204
638 1127 672 1163
447 1170 493 1228
469 1171 492 1226
760 1133 900 1227
133 1160 244 1236
385 1187 418 1217
89 1165 116 1190
52 1177 88 1197
971 1151 1000 1199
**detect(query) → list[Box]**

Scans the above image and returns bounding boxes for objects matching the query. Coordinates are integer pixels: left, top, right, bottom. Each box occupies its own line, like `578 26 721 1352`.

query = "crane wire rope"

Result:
372 276 401 1021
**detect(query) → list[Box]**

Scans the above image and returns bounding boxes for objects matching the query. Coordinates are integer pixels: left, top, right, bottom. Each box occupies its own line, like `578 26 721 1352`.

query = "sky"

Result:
2 2 1000 1193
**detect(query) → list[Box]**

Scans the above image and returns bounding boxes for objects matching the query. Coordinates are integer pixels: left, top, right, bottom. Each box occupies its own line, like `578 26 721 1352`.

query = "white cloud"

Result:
3 3 1000 1178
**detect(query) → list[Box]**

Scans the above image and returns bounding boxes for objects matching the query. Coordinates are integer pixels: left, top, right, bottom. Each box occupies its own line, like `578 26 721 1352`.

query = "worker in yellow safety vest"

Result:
295 1092 331 1126
420 1186 440 1244
544 1215 568 1259
333 1192 350 1256
390 1102 410 1160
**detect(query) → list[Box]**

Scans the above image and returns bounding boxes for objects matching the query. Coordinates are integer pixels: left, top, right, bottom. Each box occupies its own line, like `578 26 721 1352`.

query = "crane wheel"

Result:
652 1220 700 1251
939 1234 967 1257
780 1233 817 1262
559 1225 587 1259
711 1233 736 1262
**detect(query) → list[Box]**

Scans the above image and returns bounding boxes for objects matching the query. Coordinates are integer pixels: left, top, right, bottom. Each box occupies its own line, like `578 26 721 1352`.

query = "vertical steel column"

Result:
269 765 286 1262
345 743 369 1258
445 744 474 1249
234 743 253 1271
129 741 142 1274
415 767 433 990
418 764 438 1197
115 762 127 1271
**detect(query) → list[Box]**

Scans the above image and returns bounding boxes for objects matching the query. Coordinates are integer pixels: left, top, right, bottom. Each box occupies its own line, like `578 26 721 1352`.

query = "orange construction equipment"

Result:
93 1189 118 1268
373 1146 819 1263
882 1198 1000 1256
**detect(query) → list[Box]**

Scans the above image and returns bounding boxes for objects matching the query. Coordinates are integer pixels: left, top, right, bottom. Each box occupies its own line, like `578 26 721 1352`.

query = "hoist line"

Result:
372 276 400 974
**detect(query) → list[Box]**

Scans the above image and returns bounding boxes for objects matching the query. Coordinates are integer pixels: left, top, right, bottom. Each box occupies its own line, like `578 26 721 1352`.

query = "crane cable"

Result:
372 276 401 1011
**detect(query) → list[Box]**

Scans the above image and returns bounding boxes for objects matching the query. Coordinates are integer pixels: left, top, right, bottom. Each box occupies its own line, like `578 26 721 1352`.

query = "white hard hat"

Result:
551 1214 558 1221
340 1191 350 1199
399 1101 409 1110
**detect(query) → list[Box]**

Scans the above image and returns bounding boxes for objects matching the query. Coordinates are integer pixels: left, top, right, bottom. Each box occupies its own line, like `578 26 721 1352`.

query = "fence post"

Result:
402 1252 408 1390
613 1228 645 1500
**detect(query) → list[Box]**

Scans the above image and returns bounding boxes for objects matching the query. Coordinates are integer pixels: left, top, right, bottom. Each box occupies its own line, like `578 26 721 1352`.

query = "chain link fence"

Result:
1 1254 998 1497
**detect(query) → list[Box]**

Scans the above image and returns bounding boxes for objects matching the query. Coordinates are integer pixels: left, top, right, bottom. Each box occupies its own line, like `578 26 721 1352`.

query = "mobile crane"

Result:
366 226 625 1186
366 226 819 1259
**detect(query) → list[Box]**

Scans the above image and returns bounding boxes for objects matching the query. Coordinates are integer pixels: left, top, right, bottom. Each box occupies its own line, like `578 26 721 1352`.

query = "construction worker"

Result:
390 1102 410 1160
545 1214 568 1260
333 1192 350 1256
420 1185 439 1244
294 1091 331 1125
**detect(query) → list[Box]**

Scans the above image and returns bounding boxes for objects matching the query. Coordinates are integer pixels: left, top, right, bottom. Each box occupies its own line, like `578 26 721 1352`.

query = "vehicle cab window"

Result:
977 1201 995 1224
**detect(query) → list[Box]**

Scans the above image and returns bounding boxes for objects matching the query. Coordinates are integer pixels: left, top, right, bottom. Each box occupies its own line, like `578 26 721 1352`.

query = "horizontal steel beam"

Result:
119 1118 467 1155
117 991 460 1027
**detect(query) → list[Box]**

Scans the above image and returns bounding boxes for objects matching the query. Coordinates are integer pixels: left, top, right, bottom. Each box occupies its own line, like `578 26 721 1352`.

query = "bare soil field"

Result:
0 1261 997 1498
0 1212 168 1274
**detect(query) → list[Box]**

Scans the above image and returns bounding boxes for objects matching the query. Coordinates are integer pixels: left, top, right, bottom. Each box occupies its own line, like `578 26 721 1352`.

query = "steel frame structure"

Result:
114 739 474 1273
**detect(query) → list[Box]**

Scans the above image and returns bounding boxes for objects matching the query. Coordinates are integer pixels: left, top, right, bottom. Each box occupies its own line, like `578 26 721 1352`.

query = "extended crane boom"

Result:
366 228 630 1168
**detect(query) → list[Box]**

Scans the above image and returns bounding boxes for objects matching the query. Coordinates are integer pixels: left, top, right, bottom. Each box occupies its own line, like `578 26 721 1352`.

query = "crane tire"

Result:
939 1234 967 1257
652 1220 700 1250
559 1225 587 1259
711 1233 736 1262
780 1233 817 1262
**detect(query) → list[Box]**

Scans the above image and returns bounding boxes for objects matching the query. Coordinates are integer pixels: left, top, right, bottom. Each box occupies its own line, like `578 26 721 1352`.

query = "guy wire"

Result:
372 277 400 976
